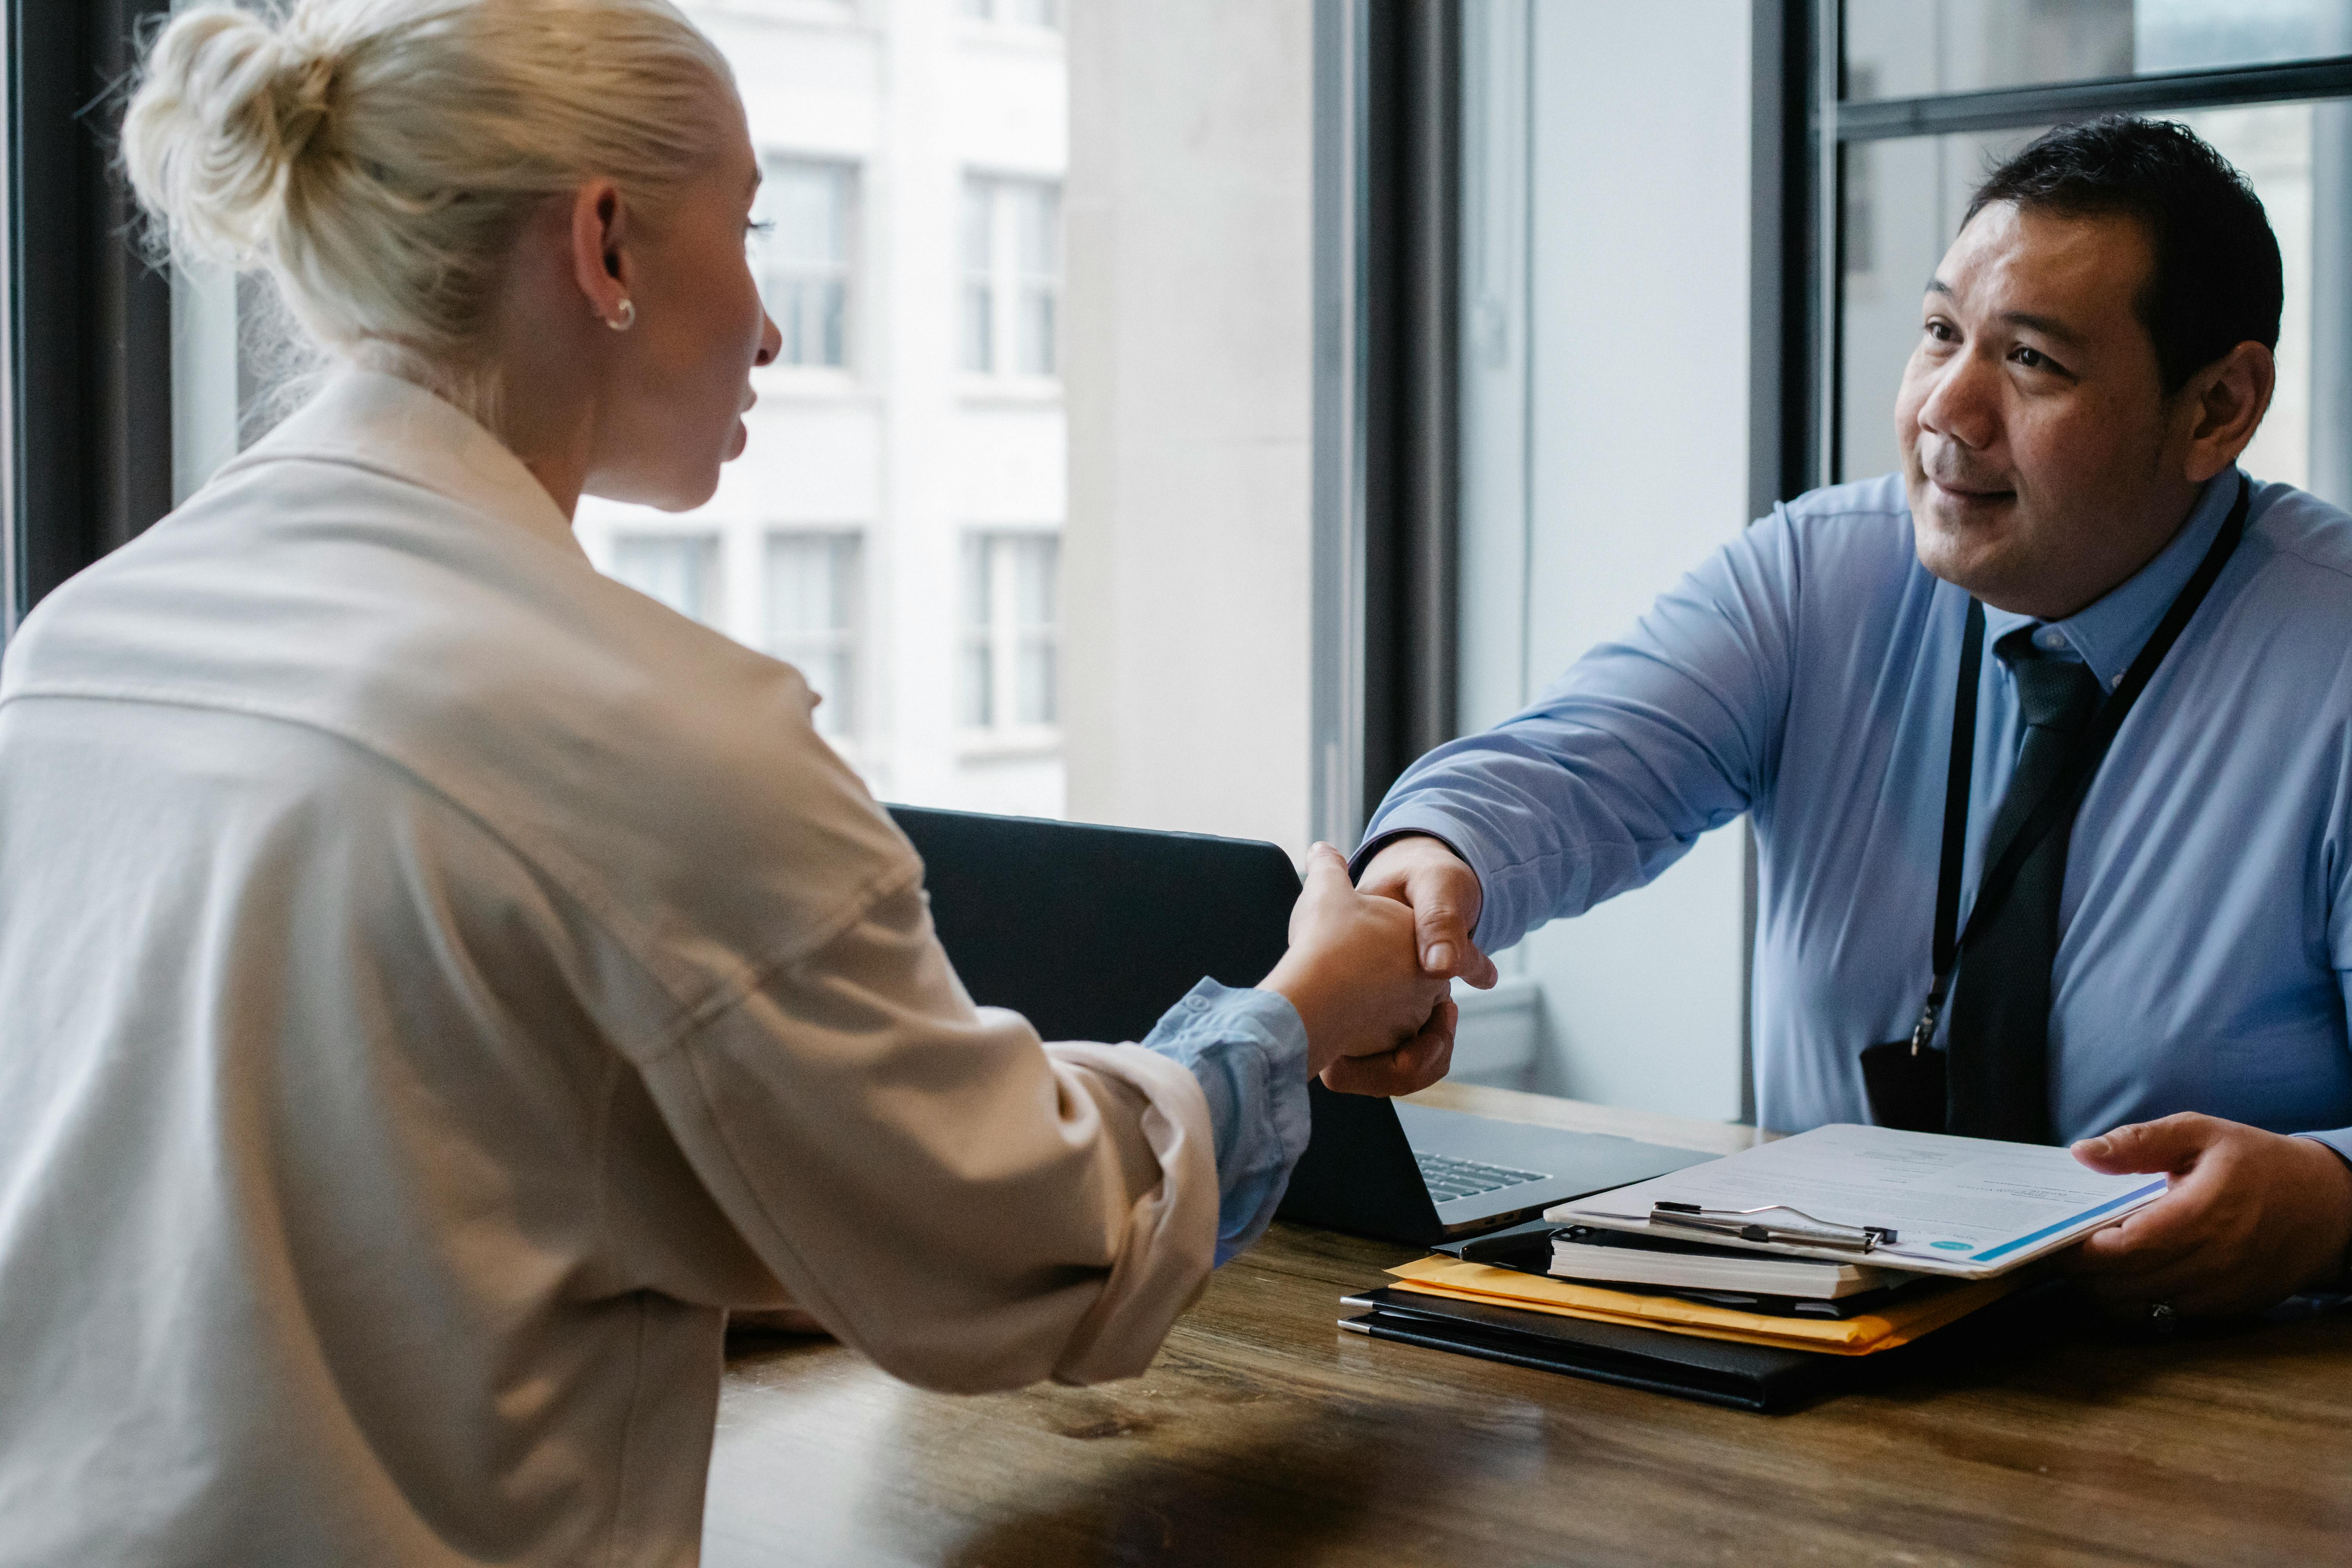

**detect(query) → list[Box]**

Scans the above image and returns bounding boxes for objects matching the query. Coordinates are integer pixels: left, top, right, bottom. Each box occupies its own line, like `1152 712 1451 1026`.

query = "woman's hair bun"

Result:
120 0 733 392
122 3 340 266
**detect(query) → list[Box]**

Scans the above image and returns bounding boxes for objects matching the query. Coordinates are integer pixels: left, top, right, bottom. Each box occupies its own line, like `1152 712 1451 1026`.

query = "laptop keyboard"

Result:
1414 1150 1551 1203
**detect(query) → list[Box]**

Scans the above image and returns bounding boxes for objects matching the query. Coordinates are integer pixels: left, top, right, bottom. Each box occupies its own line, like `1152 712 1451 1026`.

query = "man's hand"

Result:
1261 844 1456 1097
1356 833 1501 988
2066 1113 2352 1316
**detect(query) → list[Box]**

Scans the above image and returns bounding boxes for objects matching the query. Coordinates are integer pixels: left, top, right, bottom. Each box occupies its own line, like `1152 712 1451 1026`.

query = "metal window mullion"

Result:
1838 54 2352 143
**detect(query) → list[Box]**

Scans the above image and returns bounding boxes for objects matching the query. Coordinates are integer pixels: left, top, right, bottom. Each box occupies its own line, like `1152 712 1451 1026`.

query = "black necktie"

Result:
1942 628 2104 1143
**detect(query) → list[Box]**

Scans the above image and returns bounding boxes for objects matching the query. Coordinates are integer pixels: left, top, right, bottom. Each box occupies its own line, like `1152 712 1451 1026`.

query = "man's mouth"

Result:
1928 476 2015 504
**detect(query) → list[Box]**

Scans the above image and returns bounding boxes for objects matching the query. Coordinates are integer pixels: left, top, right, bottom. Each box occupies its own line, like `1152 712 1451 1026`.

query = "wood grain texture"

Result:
706 1091 2352 1567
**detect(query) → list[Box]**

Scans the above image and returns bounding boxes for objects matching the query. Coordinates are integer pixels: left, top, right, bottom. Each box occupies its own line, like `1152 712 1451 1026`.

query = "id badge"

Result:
1858 1038 1947 1134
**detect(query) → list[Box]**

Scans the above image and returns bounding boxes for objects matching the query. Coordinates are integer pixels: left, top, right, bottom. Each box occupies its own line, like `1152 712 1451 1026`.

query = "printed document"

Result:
1548 1123 2166 1279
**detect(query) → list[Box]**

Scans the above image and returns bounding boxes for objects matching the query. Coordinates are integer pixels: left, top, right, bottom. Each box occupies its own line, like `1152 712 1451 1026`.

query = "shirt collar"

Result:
1979 468 2240 690
216 368 583 557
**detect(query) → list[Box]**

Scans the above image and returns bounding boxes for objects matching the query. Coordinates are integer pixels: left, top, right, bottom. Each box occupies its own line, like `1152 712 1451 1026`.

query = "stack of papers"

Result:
1365 1124 2163 1366
1545 1123 2167 1279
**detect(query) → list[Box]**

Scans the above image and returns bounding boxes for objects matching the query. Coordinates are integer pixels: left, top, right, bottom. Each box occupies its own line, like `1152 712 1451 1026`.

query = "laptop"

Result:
888 805 1712 1245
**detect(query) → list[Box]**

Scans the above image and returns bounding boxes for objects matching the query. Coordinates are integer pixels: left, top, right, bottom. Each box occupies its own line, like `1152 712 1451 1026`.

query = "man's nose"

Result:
1915 348 2000 450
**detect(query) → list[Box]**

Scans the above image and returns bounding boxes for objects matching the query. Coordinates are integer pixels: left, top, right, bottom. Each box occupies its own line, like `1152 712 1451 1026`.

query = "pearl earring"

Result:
604 298 636 332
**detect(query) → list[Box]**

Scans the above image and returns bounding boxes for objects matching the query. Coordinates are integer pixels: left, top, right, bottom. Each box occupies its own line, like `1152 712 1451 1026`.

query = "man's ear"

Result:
568 180 632 326
2178 339 2276 484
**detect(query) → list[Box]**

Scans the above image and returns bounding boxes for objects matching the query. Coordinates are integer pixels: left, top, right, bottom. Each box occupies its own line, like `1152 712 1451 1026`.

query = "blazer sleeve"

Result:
633 870 1221 1393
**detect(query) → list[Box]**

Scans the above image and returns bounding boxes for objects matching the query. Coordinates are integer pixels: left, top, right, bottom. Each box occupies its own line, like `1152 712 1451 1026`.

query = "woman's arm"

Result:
637 850 1443 1392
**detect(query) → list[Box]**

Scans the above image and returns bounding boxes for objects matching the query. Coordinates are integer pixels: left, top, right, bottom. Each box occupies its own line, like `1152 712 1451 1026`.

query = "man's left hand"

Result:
2067 1113 2352 1316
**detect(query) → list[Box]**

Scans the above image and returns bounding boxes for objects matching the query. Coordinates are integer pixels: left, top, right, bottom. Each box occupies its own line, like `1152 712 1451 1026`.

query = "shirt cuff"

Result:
2294 1133 2352 1287
1139 978 1312 1265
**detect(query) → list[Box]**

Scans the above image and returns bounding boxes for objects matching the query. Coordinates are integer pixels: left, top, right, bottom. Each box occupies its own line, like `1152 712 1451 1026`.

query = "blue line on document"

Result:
1969 1179 2169 1265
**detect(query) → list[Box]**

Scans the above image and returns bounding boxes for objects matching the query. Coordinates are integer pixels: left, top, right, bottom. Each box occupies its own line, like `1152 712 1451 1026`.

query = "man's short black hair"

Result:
1964 114 2281 395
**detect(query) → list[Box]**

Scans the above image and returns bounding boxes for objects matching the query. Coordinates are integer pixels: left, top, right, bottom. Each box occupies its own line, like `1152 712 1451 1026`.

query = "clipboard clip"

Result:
1649 1201 1898 1253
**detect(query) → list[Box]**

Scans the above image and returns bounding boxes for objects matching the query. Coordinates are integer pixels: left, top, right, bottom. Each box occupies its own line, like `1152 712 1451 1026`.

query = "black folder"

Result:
1343 1274 2084 1414
1340 1286 1835 1413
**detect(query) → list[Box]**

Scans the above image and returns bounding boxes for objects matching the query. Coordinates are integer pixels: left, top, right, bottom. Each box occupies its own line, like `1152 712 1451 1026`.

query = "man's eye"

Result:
1923 320 1955 342
2012 345 2051 369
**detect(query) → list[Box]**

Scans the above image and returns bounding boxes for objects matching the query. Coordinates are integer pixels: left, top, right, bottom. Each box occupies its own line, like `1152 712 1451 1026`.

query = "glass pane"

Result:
1845 1 2352 101
1836 107 2318 494
961 183 995 372
759 161 845 269
1016 290 1055 376
961 534 993 626
609 535 715 621
1011 535 1056 624
1012 185 1058 278
960 643 994 728
765 532 858 739
1016 639 1056 725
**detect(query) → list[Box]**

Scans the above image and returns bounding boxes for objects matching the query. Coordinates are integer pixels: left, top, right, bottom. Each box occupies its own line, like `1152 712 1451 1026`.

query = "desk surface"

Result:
705 1085 2352 1566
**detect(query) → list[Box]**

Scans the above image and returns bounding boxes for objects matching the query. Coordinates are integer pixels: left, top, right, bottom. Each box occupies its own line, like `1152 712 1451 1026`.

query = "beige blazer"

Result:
0 371 1218 1567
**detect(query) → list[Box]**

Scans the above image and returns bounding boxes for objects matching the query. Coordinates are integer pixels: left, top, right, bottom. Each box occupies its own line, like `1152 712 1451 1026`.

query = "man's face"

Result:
1895 200 2191 619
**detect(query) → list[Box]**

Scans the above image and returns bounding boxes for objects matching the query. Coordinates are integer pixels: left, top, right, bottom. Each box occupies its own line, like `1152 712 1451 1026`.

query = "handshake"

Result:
1258 835 1494 1097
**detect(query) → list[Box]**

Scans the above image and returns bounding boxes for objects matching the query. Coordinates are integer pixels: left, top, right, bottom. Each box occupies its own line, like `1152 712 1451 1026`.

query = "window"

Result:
959 531 1058 735
766 531 861 740
754 159 853 370
960 178 1060 378
608 535 719 622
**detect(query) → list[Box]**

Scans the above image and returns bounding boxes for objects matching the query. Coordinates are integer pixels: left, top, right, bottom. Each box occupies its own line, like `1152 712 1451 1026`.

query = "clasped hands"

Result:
1346 833 2352 1314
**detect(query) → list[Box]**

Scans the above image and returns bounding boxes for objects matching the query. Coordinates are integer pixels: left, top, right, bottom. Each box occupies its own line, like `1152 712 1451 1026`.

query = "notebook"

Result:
1549 1224 1910 1299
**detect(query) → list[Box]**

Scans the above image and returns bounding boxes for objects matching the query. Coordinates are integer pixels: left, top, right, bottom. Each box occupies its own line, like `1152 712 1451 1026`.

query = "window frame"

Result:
5 0 177 641
958 173 1063 385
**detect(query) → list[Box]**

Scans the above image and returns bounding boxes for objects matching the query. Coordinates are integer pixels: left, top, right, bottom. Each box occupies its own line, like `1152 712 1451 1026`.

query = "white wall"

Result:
1060 0 1315 854
1465 1 1754 1120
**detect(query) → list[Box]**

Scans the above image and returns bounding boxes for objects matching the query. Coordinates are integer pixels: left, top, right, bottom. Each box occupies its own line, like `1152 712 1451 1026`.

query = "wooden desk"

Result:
705 1086 2352 1566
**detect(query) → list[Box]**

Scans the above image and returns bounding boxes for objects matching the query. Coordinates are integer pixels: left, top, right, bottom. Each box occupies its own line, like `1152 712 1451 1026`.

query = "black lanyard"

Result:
1904 474 2252 1054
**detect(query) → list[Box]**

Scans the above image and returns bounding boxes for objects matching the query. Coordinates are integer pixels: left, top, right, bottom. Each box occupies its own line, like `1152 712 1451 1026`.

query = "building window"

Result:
959 531 1059 734
960 177 1060 378
766 530 862 740
961 0 1060 27
610 534 719 622
754 158 853 369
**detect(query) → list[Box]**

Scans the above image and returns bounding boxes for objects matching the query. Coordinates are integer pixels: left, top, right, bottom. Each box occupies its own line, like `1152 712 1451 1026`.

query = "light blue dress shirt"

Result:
1139 980 1311 1263
1366 470 2352 1161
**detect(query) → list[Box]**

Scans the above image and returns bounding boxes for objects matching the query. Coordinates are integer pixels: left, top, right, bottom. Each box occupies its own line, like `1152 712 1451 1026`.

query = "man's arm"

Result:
1357 512 1805 977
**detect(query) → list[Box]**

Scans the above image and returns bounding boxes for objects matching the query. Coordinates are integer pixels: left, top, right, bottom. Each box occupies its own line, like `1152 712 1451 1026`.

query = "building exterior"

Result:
575 0 1070 818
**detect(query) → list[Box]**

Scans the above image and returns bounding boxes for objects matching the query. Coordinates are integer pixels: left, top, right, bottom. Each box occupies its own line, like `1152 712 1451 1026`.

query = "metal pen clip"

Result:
1648 1201 1899 1253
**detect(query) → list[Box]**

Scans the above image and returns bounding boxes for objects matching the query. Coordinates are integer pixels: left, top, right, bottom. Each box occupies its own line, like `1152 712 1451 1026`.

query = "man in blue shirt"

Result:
1360 116 2352 1317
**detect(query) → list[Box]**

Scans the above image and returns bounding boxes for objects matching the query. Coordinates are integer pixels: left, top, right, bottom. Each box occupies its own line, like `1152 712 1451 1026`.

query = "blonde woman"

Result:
0 2 1454 1561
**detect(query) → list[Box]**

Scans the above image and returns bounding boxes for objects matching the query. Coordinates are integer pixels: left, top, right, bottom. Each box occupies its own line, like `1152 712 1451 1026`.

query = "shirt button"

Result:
2034 626 2068 652
1185 994 1210 1012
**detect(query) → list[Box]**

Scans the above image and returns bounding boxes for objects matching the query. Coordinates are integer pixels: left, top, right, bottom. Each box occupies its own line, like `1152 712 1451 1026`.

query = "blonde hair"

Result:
122 0 733 410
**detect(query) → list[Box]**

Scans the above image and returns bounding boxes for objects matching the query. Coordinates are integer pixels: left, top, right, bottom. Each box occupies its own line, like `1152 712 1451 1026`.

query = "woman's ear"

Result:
2180 339 2276 484
569 180 633 327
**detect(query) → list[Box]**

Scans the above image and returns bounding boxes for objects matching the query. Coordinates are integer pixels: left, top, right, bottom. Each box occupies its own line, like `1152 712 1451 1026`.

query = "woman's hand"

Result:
1260 844 1457 1097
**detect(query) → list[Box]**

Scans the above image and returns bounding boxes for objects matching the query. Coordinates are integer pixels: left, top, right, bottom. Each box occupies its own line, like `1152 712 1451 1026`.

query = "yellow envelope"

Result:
1385 1255 2020 1356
